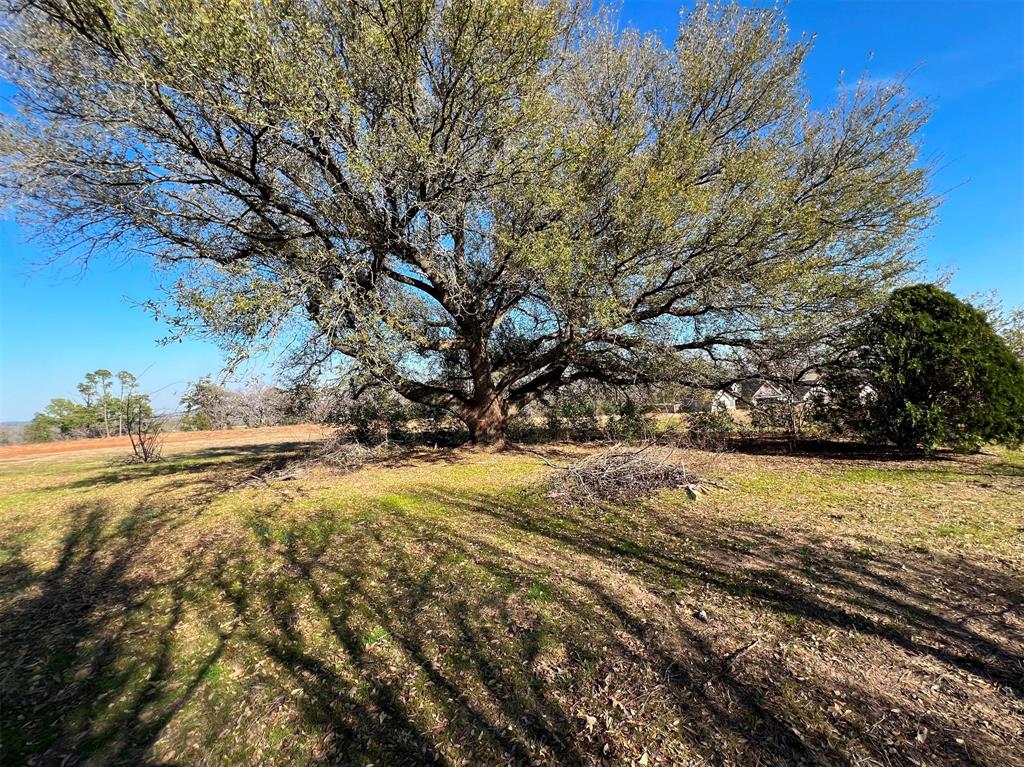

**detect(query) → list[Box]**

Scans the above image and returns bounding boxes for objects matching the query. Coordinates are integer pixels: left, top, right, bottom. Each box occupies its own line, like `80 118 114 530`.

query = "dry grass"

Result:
0 424 325 460
1 435 1021 766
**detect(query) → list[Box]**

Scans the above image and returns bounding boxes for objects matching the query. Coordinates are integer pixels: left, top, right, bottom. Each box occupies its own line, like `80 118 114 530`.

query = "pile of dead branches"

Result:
314 430 404 472
543 444 700 505
234 464 300 490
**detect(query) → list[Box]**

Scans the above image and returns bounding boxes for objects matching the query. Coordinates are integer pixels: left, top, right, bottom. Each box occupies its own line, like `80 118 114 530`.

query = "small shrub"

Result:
124 394 164 463
545 398 599 441
602 398 656 442
126 419 164 463
684 410 734 450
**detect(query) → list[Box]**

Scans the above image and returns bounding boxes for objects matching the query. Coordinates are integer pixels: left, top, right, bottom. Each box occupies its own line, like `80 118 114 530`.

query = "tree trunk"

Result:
462 333 510 447
465 396 508 448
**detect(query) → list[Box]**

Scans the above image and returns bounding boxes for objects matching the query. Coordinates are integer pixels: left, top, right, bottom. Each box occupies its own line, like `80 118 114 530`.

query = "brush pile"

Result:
314 429 404 471
545 444 699 505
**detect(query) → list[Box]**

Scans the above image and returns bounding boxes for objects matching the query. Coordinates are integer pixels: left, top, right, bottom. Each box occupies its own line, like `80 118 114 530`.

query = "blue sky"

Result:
1 0 1022 422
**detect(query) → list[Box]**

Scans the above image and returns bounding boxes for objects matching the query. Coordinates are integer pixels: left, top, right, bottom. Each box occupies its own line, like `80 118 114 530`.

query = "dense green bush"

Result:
823 284 1024 452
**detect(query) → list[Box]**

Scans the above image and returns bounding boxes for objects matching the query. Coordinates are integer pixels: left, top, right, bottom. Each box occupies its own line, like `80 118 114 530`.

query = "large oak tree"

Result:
1 0 935 443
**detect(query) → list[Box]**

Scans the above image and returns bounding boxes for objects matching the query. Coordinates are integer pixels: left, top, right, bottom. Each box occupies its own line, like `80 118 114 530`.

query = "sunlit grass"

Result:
1 439 1021 765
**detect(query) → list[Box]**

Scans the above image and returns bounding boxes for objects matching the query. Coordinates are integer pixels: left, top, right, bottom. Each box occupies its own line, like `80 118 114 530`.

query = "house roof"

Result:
734 371 825 404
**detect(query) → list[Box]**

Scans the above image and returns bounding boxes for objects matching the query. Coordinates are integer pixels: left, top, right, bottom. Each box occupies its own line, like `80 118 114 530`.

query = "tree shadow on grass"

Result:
377 487 1023 764
35 442 316 497
721 437 1024 479
0 497 237 766
446 487 1024 692
212 486 1021 766
3 447 1022 766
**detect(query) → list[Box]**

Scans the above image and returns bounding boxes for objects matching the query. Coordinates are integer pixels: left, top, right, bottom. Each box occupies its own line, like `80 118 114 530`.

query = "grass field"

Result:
1 428 1022 766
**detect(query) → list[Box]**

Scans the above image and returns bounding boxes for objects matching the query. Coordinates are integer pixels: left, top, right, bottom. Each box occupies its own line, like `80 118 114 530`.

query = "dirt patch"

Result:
0 424 325 460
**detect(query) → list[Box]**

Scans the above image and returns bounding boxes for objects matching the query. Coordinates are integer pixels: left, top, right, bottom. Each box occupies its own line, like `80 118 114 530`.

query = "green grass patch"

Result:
524 582 554 602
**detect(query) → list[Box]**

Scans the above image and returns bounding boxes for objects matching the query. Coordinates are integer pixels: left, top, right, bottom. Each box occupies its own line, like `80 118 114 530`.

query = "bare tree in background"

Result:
121 375 163 462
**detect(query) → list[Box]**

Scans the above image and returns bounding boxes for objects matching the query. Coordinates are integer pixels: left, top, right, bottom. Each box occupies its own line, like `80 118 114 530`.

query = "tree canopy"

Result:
0 0 935 443
822 284 1024 452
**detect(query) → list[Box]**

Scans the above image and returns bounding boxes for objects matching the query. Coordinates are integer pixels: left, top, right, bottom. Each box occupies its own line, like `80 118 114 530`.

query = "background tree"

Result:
179 378 231 431
179 377 294 430
116 370 138 436
998 307 1024 360
25 370 152 441
26 397 96 439
0 0 935 444
234 382 290 428
69 368 115 435
972 294 1024 361
93 369 114 437
821 284 1024 452
23 414 56 443
76 374 96 411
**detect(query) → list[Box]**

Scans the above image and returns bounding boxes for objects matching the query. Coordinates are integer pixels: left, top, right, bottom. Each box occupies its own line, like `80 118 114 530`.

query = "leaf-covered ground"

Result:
1 431 1022 766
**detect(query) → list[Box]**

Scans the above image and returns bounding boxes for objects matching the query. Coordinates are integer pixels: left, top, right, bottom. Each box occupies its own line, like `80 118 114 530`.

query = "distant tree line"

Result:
25 370 151 442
